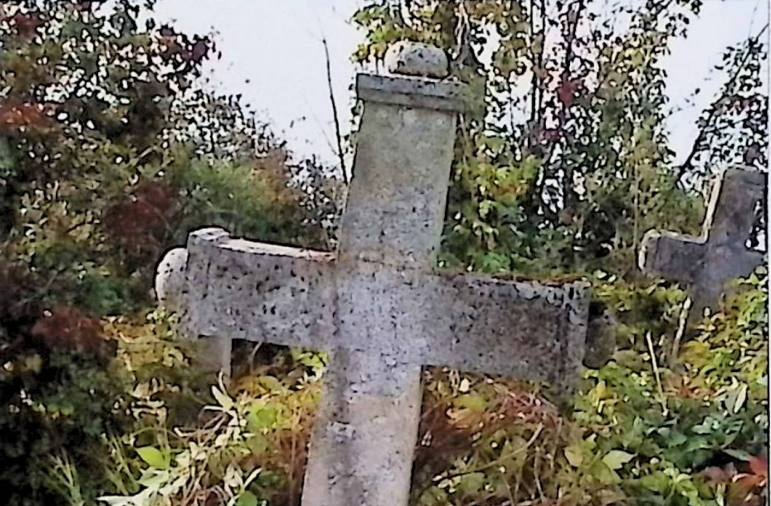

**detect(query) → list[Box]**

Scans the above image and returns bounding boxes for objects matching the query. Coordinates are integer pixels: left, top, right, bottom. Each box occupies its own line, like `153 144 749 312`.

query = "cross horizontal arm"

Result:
639 230 707 284
420 274 590 385
334 264 590 388
183 228 337 349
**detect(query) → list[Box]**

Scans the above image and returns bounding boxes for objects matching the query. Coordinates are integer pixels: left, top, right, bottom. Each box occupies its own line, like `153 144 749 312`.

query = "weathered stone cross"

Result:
639 167 766 317
157 42 590 506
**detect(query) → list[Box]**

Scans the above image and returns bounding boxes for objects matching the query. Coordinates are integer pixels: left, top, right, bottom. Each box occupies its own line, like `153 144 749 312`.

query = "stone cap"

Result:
356 74 466 112
385 41 449 78
357 41 467 112
155 247 188 311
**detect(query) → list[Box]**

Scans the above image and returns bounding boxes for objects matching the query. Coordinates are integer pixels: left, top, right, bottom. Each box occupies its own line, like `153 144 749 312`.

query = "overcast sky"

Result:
152 0 768 167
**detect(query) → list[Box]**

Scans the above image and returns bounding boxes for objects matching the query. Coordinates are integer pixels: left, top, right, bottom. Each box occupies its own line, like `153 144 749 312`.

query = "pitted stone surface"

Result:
185 234 337 350
385 41 449 79
337 102 455 267
156 41 591 506
640 167 766 317
184 232 589 389
356 74 465 112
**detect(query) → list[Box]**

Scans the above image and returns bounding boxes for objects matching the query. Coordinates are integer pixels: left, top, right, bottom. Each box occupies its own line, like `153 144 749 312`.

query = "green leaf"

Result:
726 383 748 413
256 376 285 393
724 448 752 461
564 444 584 467
456 472 486 496
602 450 634 470
248 405 279 431
453 393 487 411
235 491 260 506
590 460 621 485
137 469 170 488
247 434 270 454
136 447 169 470
664 430 688 447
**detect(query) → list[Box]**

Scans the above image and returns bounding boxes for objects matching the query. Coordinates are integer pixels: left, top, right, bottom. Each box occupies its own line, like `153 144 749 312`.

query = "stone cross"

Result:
156 42 590 506
639 167 766 317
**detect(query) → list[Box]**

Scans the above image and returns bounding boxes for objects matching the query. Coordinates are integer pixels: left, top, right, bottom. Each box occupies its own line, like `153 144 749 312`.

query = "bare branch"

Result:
675 23 769 184
322 36 348 185
558 0 587 216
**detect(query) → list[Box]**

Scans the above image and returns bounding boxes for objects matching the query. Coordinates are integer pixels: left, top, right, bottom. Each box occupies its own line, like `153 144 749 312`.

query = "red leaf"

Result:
538 128 561 144
750 457 768 484
103 181 178 259
703 466 731 484
0 102 47 129
734 474 765 489
557 78 578 108
190 38 210 62
32 306 114 359
749 456 767 479
159 25 176 38
10 13 43 38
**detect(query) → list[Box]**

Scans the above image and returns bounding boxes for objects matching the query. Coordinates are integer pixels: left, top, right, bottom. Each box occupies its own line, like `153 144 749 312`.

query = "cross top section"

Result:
639 167 766 315
341 43 464 268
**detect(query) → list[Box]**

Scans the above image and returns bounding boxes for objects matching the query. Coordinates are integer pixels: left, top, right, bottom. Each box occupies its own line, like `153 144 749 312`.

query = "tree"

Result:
0 2 338 504
352 0 766 277
350 3 768 505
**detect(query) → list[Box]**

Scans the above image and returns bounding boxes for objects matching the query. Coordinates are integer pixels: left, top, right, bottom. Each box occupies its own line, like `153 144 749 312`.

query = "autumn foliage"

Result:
0 1 766 505
0 1 337 504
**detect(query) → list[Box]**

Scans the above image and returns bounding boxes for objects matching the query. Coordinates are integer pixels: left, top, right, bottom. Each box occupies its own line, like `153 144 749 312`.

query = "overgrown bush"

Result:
0 2 337 504
90 271 766 506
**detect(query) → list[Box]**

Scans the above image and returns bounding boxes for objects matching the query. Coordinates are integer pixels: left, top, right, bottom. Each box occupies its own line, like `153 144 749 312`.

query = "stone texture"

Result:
303 351 422 506
184 231 589 387
356 74 465 112
337 97 456 267
640 167 766 317
184 233 337 350
155 247 188 310
156 42 591 506
161 229 234 375
385 41 449 79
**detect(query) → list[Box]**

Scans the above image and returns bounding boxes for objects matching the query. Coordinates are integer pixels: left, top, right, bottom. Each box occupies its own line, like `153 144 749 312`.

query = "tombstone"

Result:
156 42 591 506
639 167 766 318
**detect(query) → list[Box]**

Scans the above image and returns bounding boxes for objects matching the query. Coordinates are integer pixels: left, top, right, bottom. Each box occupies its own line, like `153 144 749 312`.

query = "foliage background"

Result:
0 1 766 506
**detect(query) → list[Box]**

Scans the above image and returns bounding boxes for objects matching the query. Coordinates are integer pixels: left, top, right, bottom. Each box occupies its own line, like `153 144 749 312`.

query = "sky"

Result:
152 0 769 167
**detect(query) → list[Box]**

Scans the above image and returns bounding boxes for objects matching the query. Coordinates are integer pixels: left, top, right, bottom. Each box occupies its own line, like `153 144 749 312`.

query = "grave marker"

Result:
639 167 766 317
156 42 590 506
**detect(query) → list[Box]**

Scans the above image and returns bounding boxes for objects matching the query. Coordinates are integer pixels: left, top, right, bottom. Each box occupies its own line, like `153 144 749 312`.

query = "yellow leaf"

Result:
602 450 633 470
564 444 583 467
211 386 234 411
136 446 169 470
726 383 748 413
453 393 487 411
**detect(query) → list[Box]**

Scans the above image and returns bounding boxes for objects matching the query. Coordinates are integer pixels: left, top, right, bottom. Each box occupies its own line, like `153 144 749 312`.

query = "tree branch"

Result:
321 36 348 185
558 0 587 217
675 23 769 184
526 0 546 152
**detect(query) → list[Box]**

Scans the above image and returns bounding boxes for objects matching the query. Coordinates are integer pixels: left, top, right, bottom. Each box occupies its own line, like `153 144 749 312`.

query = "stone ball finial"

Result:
155 247 188 311
385 41 449 79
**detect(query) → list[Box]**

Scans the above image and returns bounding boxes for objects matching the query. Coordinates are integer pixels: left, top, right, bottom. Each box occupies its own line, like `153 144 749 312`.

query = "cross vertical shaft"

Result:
338 76 460 267
304 60 466 506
